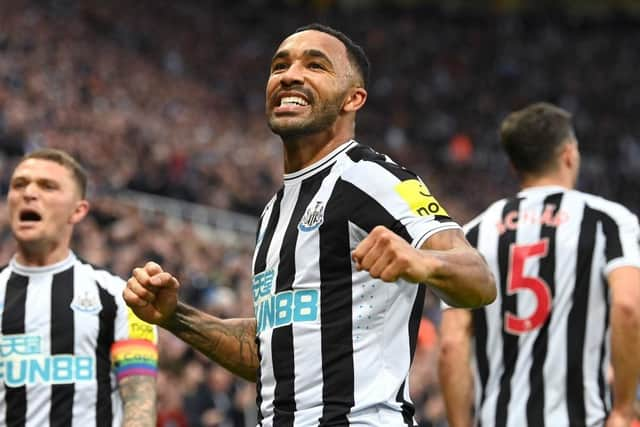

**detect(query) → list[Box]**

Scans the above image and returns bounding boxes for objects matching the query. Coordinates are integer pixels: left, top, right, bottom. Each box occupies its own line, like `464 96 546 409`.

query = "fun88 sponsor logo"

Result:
253 270 319 334
0 334 95 386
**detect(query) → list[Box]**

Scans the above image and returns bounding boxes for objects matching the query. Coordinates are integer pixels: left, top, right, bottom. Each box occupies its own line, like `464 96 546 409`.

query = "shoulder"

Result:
340 142 420 185
260 187 284 218
74 257 126 294
0 263 12 284
0 263 11 275
570 190 638 223
463 198 510 232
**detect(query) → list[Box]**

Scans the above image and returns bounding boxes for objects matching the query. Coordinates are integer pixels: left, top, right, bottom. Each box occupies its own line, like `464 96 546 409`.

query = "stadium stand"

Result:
1 1 639 425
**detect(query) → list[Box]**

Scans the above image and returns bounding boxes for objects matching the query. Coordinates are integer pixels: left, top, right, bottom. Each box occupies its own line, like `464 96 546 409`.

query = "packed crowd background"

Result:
1 0 638 426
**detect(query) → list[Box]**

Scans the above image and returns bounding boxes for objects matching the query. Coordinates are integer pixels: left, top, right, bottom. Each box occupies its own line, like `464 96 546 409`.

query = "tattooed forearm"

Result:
120 375 157 427
165 302 259 382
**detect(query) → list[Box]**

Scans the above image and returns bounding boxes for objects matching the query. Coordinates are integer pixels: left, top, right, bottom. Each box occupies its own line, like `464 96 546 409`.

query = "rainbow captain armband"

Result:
111 339 158 381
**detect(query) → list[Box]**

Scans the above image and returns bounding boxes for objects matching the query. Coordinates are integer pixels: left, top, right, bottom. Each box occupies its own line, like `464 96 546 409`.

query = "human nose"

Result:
279 62 305 87
22 183 38 200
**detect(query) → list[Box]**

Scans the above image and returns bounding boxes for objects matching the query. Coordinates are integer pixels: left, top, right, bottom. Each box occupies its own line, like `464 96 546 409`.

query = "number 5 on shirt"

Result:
504 239 552 335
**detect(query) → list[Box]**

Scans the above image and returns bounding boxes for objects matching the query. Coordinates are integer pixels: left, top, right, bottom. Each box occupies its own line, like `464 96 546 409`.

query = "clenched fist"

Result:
351 225 435 284
123 261 180 327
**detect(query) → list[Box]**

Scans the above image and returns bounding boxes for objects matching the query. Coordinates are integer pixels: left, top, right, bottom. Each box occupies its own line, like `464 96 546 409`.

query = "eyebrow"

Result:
11 175 58 185
271 49 333 66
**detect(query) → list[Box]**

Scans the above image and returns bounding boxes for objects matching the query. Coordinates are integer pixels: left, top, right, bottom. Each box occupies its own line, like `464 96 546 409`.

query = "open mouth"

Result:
272 89 313 113
19 209 42 222
279 96 309 107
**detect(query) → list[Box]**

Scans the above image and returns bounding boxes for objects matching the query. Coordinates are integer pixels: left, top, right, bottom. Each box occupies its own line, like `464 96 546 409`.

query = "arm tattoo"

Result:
166 302 259 381
120 375 157 427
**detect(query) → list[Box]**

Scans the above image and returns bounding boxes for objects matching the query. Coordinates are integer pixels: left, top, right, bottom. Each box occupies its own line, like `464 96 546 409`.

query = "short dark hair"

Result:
500 102 575 177
19 148 88 198
294 23 370 89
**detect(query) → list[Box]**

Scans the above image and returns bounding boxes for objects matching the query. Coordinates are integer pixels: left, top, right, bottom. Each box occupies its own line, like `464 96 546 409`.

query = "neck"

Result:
281 131 354 174
520 172 574 191
15 243 71 267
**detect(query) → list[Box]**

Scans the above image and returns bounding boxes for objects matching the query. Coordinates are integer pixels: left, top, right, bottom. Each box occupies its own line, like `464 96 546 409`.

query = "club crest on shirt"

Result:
70 291 102 314
298 201 325 232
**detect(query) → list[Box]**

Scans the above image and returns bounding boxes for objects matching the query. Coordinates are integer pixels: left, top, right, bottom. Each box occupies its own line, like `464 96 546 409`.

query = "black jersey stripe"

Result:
50 268 75 355
597 272 611 417
345 144 386 163
567 205 599 426
255 215 265 245
472 308 488 427
346 145 422 183
272 169 330 426
96 282 117 427
465 223 479 247
317 178 357 426
3 272 29 427
256 338 264 425
340 179 413 243
254 188 284 274
396 283 426 426
2 273 28 334
495 197 522 427
595 209 616 417
465 223 491 427
271 324 295 427
50 267 75 427
526 192 563 427
599 211 623 262
253 191 283 423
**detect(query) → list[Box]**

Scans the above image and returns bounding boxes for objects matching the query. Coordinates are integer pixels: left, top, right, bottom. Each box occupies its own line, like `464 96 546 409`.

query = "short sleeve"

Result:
341 160 461 247
603 208 640 276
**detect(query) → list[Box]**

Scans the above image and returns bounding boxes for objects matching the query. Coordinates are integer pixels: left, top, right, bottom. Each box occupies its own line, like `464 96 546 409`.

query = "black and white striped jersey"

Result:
251 140 460 426
457 185 640 427
0 252 158 427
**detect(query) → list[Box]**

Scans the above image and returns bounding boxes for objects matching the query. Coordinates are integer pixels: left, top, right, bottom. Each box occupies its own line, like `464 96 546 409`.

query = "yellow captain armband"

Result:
394 179 449 217
127 307 157 343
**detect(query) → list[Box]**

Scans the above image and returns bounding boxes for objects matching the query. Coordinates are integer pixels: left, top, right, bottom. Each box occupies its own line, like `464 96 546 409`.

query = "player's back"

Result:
465 185 640 427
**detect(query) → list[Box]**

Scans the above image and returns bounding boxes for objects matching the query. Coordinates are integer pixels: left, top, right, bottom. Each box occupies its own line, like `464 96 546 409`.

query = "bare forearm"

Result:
439 338 474 427
120 376 157 427
610 302 640 413
439 308 474 427
164 302 259 381
424 247 496 308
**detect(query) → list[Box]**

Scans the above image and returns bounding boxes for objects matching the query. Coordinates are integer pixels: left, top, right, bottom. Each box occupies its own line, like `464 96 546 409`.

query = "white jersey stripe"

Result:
23 271 53 427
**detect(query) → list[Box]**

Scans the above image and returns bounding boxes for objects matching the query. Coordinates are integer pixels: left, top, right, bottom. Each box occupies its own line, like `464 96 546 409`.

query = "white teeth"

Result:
280 96 309 107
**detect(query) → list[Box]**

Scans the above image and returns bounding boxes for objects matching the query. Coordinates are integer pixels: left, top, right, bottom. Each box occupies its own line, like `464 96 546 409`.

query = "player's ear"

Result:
70 200 90 225
561 140 579 170
342 87 367 113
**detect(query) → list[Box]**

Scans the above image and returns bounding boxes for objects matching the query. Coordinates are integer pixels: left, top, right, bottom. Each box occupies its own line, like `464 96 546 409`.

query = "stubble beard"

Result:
268 94 344 139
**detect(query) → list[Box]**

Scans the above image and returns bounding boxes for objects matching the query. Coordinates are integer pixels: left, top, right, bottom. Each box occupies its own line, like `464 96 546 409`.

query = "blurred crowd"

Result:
1 0 639 426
